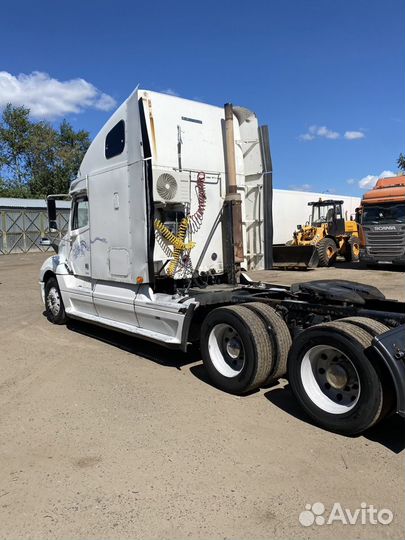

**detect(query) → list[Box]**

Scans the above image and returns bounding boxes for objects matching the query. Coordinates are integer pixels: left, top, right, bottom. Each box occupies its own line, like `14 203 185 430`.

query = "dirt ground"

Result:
251 261 405 302
0 252 404 540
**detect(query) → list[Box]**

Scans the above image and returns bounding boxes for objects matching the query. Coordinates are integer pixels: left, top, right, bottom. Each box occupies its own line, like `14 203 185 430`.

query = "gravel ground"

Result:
0 252 404 540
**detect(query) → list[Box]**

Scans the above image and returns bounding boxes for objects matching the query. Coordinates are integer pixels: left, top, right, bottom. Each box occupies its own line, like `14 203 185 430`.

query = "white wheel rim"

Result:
208 323 245 378
300 344 361 414
47 287 61 316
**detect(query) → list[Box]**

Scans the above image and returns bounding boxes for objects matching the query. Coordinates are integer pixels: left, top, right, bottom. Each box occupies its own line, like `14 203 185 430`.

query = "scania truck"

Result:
39 89 405 435
359 175 405 266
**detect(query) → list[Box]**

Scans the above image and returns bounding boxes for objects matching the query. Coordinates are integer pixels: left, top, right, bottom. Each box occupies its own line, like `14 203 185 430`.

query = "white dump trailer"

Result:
39 89 405 436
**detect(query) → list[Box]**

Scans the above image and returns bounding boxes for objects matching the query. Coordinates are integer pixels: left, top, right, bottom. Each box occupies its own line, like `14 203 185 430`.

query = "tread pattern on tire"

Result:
243 302 292 381
317 319 373 348
337 316 389 336
345 236 360 262
221 305 274 391
316 237 337 267
334 317 394 420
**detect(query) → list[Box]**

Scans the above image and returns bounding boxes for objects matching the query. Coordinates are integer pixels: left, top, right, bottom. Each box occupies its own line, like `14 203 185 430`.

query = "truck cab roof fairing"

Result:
72 89 149 284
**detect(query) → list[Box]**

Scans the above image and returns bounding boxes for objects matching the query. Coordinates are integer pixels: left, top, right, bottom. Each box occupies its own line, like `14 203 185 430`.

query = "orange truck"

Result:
358 175 405 265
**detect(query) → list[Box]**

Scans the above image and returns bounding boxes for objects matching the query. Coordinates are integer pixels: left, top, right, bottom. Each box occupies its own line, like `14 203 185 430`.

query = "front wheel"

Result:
288 321 384 435
45 277 67 324
316 237 337 267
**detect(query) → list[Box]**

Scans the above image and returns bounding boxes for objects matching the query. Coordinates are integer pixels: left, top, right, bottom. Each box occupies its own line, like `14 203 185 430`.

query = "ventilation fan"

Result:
153 169 190 203
156 173 178 201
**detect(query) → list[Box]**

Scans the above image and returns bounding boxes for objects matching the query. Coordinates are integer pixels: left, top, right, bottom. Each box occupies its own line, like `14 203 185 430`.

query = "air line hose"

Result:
154 217 195 277
153 171 206 278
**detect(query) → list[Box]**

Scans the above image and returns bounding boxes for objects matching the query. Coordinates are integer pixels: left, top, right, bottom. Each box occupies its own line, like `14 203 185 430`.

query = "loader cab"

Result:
309 200 345 236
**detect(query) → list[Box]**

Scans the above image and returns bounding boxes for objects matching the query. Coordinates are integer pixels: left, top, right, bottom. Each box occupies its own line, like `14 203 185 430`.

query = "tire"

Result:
288 320 384 435
333 318 395 421
344 236 360 262
45 277 67 324
337 316 389 336
316 237 337 267
244 302 292 382
200 305 273 394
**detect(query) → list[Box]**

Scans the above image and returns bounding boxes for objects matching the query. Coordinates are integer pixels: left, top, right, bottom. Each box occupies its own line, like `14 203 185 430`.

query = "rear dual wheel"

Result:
201 305 274 394
200 303 291 394
287 317 393 435
243 302 292 382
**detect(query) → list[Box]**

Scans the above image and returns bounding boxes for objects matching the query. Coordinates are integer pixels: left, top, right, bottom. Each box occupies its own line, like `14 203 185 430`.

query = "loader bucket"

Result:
272 245 319 269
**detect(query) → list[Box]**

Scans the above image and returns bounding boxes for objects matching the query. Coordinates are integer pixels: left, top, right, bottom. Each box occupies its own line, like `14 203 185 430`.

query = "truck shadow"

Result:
335 261 405 272
57 315 405 451
65 318 200 369
264 384 405 454
189 363 261 397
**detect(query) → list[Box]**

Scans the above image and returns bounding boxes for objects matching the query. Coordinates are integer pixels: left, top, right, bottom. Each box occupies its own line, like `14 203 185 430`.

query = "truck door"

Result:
328 203 345 236
69 195 91 277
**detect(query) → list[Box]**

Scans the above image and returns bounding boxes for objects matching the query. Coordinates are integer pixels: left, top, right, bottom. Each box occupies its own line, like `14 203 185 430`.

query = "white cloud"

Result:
344 130 365 140
299 125 340 141
160 88 179 97
299 133 315 141
299 125 366 141
346 178 355 185
358 170 396 189
316 125 340 139
0 71 116 119
289 183 313 192
358 175 378 189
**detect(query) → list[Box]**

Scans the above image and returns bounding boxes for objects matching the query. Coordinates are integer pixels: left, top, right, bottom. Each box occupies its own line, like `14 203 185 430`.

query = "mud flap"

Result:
272 245 319 269
372 325 405 417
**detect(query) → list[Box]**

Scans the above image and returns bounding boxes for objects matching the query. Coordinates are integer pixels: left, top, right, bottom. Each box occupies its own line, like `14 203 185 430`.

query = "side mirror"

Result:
297 224 302 230
47 198 58 231
39 237 59 253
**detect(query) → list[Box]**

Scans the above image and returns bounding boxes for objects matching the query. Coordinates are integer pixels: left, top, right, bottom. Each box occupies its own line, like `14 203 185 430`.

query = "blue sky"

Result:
1 0 404 195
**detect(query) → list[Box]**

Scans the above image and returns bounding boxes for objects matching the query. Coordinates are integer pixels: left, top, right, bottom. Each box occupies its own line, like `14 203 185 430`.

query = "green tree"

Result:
0 104 32 196
397 153 405 172
0 104 90 198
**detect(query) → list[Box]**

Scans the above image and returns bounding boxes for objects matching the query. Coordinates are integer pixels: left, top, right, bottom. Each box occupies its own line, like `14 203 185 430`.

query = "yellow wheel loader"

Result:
287 199 360 267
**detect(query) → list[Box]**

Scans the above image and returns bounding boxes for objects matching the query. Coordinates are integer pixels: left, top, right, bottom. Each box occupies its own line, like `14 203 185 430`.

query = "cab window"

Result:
105 120 125 159
72 197 89 230
335 204 342 219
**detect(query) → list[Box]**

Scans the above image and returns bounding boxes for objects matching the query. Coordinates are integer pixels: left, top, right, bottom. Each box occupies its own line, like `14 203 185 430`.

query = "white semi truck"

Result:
40 89 405 435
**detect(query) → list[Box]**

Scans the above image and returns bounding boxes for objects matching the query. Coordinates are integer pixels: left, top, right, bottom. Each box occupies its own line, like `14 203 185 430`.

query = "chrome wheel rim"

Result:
208 323 245 378
47 286 61 316
301 344 361 414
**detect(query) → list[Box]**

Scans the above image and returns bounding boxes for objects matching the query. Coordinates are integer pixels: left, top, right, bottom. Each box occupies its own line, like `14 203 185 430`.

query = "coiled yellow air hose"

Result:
154 217 195 277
